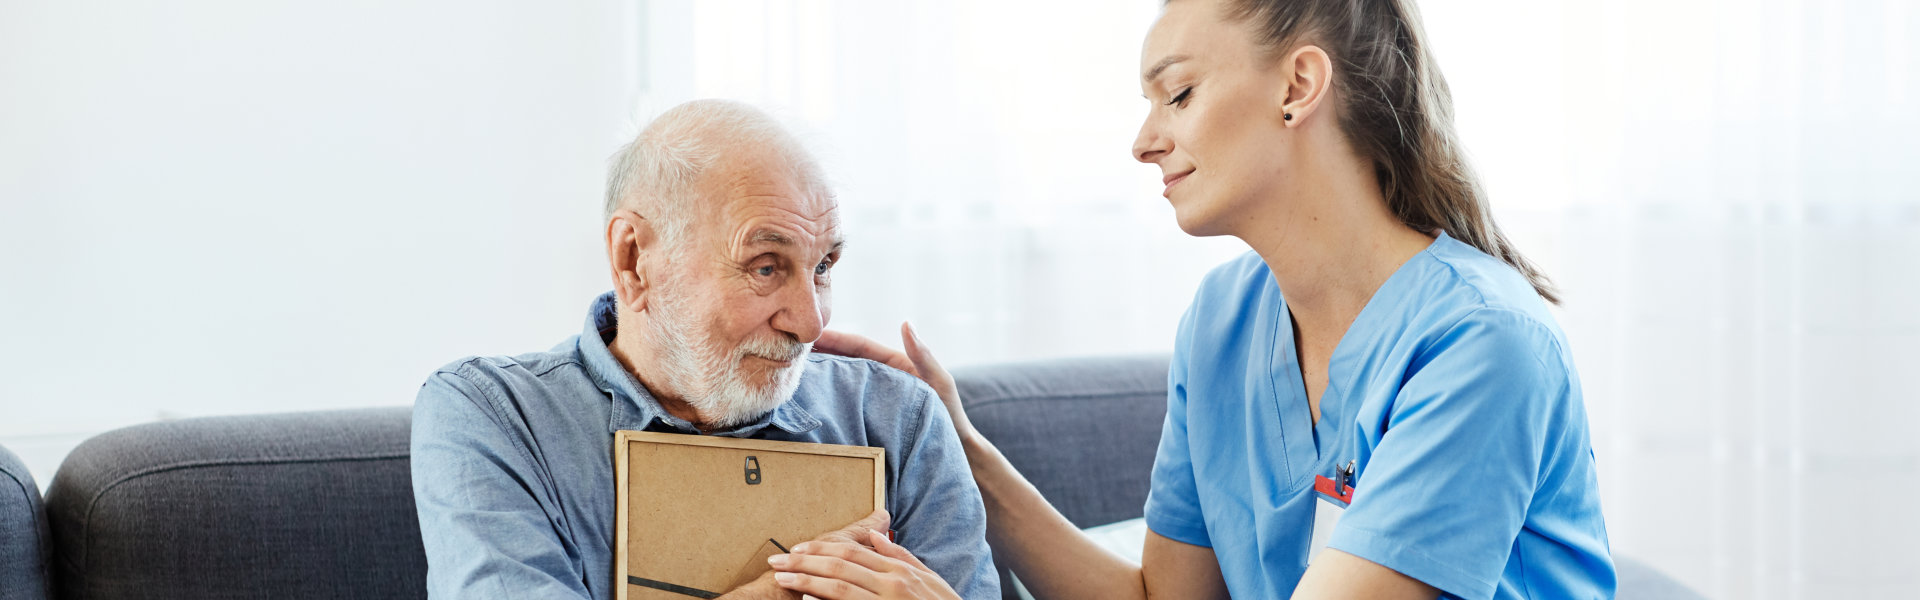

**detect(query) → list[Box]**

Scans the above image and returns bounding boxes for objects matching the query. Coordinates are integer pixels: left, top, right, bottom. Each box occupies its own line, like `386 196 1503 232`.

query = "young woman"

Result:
769 0 1613 598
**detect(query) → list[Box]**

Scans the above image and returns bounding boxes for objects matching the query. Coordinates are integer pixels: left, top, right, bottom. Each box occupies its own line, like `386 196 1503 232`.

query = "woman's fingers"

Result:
900 323 950 387
773 537 963 600
900 322 974 436
771 570 880 600
769 552 885 600
784 539 899 574
815 330 919 377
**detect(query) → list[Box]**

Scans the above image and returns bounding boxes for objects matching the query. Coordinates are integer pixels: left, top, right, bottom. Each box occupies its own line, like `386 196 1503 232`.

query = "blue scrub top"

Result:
1144 233 1614 600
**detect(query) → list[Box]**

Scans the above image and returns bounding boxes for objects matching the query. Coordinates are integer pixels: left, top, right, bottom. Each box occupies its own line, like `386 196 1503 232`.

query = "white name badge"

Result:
1308 462 1356 564
1308 494 1344 563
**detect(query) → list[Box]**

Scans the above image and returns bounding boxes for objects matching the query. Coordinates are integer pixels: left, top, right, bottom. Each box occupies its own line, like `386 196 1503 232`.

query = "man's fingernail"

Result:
775 572 797 584
767 554 789 568
791 542 810 553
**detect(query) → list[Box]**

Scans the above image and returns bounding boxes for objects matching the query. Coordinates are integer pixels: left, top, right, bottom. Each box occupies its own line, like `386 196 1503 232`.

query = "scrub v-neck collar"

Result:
1266 232 1448 464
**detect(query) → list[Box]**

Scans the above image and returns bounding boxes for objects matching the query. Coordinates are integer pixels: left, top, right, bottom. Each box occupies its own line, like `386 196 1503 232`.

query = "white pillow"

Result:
1011 518 1149 600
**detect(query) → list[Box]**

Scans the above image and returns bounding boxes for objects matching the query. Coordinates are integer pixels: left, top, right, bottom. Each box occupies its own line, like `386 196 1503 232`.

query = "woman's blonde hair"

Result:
1216 0 1559 303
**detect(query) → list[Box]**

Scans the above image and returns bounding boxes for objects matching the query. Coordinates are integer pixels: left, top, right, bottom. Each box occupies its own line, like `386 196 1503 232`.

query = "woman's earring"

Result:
1284 113 1293 121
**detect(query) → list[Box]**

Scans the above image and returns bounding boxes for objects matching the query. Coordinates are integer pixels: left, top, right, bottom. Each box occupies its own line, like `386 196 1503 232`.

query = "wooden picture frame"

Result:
614 431 886 600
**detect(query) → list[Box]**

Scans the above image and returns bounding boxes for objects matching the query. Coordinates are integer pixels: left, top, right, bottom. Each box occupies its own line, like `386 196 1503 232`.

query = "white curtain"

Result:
644 0 1920 597
634 0 1251 365
1533 0 1920 597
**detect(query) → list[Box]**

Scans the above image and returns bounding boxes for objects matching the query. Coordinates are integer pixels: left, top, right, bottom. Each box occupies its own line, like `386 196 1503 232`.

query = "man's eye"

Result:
756 265 776 277
1166 86 1192 107
814 259 833 275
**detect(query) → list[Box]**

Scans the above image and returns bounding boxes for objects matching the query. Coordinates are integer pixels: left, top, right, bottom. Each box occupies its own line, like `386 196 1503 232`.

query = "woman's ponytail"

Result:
1219 0 1560 303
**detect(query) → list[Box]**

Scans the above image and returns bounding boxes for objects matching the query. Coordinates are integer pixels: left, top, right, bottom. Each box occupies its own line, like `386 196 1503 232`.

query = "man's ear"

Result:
1279 44 1335 127
606 208 657 313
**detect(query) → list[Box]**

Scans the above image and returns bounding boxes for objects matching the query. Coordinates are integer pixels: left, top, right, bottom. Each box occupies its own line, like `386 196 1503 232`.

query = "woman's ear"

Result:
1279 44 1335 126
605 209 657 313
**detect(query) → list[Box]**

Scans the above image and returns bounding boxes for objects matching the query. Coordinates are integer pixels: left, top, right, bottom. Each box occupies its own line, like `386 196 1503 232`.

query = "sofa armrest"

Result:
1 444 52 600
43 408 424 600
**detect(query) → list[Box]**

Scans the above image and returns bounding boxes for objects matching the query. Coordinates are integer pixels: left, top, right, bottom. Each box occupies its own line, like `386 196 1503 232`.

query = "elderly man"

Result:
411 100 997 600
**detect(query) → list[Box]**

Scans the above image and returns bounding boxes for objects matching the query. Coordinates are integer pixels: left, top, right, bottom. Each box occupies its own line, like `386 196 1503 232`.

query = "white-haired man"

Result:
411 100 997 600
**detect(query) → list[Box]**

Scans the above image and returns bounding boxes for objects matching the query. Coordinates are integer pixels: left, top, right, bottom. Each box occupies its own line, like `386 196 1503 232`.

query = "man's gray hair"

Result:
604 99 827 248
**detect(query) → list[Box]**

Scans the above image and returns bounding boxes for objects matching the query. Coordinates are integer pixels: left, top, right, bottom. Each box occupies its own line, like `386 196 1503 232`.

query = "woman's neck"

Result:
1237 163 1432 342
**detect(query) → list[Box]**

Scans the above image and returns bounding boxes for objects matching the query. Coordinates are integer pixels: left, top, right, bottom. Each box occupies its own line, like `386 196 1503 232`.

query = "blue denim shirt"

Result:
411 292 998 599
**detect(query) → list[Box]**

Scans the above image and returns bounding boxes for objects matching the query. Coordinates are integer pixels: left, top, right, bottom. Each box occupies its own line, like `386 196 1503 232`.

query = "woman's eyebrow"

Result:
1143 54 1190 84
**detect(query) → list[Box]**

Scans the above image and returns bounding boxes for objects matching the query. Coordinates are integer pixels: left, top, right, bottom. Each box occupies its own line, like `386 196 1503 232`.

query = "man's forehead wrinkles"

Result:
706 154 840 255
732 215 840 254
749 229 792 245
739 223 834 245
728 195 837 227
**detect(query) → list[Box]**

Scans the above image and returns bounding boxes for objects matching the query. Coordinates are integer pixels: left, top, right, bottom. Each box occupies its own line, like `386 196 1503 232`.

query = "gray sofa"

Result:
5 355 1699 599
1 445 52 600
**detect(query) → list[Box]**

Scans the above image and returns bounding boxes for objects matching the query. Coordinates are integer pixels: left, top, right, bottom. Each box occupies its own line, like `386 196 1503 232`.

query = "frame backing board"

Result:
615 431 886 600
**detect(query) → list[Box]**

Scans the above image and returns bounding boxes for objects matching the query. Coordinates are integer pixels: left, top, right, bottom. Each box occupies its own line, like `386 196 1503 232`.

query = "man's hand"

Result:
815 509 893 546
769 529 962 600
719 510 894 599
815 323 976 440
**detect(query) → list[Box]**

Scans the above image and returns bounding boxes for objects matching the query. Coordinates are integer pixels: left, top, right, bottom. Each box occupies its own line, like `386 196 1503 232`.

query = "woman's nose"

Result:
1133 116 1170 164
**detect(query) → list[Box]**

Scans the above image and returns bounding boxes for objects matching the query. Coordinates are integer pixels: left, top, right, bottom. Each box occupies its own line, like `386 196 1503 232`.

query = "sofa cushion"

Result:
954 355 1171 599
43 408 424 600
2 444 52 600
956 354 1170 529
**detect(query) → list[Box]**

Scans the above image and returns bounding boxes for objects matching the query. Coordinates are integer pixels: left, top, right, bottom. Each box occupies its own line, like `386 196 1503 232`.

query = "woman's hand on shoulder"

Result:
814 323 978 441
768 529 961 600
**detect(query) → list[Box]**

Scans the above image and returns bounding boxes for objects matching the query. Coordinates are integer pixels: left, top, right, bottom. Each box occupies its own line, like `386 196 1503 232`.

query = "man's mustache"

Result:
738 336 810 362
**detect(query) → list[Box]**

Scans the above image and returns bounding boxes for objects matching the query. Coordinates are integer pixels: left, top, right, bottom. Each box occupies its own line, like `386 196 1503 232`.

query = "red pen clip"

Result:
1314 460 1357 506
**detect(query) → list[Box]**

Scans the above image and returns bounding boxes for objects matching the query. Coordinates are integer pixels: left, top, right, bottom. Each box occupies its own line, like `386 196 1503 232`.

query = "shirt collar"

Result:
577 291 822 437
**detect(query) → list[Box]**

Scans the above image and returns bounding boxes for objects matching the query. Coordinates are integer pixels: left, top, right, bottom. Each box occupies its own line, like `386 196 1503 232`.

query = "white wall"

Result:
0 1 640 484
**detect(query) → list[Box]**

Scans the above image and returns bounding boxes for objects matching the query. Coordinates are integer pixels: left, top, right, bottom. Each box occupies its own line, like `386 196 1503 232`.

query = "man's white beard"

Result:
646 288 810 429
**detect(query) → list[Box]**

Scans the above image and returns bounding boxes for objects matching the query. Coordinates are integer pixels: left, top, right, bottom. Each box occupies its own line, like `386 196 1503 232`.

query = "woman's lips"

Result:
1162 170 1193 197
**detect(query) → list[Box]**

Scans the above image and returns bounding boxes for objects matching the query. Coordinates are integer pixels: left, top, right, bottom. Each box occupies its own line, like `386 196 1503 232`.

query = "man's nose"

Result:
772 281 826 345
1133 114 1169 163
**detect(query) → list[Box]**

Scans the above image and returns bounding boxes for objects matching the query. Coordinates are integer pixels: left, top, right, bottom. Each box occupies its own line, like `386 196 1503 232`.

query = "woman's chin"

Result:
1170 204 1231 238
